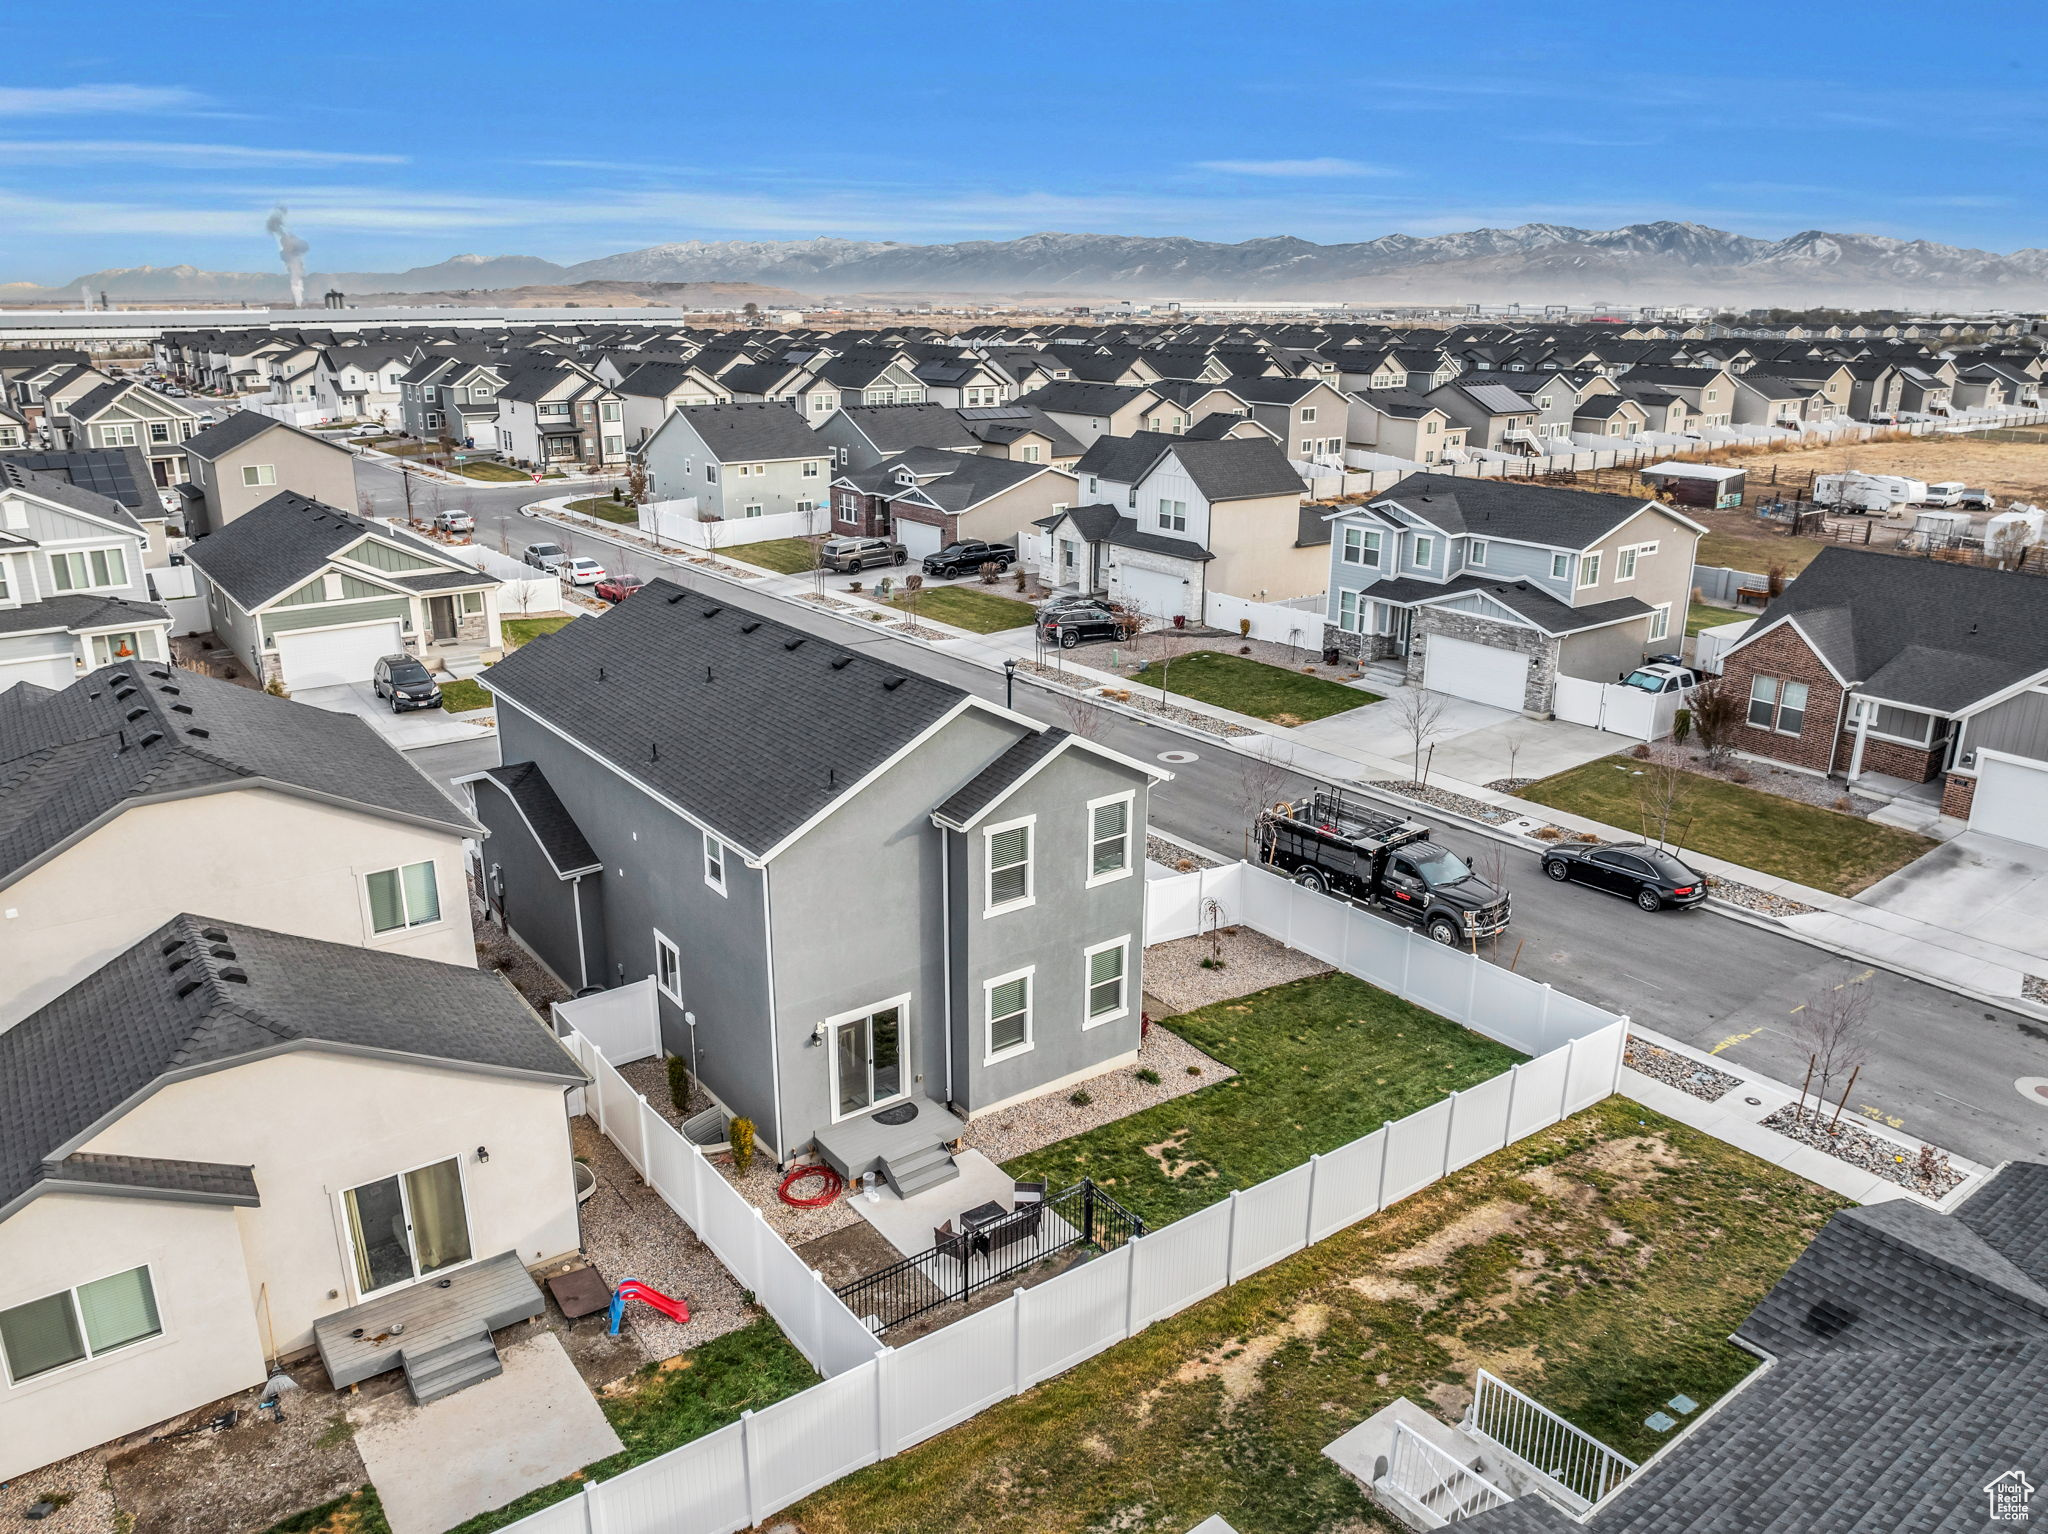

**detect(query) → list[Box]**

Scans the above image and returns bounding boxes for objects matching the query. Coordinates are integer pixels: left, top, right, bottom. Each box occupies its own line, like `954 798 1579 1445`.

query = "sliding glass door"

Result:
831 1002 905 1120
342 1157 473 1297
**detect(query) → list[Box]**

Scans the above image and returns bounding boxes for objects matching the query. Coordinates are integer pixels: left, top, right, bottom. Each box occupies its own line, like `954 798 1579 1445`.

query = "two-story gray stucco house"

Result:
639 403 831 519
468 581 1165 1192
1322 474 1704 714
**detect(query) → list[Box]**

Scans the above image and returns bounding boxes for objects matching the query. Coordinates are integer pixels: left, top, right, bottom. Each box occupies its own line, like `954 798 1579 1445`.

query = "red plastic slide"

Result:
608 1278 691 1333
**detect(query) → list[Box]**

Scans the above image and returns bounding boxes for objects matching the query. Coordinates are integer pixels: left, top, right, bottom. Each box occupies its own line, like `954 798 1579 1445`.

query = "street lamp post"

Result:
1004 657 1017 710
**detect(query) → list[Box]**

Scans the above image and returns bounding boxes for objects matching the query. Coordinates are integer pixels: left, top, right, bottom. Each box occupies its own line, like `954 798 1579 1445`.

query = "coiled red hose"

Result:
778 1164 845 1208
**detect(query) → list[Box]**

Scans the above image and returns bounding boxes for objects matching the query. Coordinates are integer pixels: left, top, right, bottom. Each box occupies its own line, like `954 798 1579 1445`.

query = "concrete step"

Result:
883 1143 959 1198
403 1331 502 1405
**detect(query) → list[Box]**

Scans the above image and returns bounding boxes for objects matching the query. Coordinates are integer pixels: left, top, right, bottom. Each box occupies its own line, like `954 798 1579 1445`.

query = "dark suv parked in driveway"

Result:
1037 602 1134 647
1541 841 1707 911
921 540 1016 579
372 654 443 712
821 536 907 573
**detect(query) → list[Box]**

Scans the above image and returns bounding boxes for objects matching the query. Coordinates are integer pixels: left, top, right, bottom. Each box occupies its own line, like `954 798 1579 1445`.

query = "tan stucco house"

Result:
174 410 359 538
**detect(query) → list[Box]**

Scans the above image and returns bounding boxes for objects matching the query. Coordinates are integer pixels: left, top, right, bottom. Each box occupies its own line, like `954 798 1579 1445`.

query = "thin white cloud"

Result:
1196 157 1394 178
0 84 208 116
0 140 406 166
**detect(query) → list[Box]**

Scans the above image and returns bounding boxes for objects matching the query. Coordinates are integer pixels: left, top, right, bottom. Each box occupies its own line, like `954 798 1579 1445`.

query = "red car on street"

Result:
594 573 645 604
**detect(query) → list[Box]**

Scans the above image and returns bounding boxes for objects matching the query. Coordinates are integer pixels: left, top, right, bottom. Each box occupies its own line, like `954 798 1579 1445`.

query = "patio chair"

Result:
985 1201 1043 1257
1013 1179 1047 1206
933 1220 970 1266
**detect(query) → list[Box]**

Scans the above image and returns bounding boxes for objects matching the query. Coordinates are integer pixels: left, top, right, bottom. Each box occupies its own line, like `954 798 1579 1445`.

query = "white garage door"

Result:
275 622 403 688
1117 565 1194 620
1970 752 2048 849
1422 635 1529 711
0 652 77 694
894 519 944 559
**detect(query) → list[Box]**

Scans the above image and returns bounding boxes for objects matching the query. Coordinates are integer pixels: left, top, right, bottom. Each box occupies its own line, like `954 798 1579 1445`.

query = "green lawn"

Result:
797 1097 1846 1534
725 536 822 573
1128 649 1376 726
438 677 493 712
1685 599 1751 636
1519 756 1936 896
456 460 538 483
258 1319 817 1534
890 586 1038 633
1005 973 1524 1228
568 494 640 523
502 614 578 648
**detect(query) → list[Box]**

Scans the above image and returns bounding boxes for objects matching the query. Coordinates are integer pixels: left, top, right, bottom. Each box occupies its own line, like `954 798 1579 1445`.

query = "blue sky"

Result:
3 0 2044 283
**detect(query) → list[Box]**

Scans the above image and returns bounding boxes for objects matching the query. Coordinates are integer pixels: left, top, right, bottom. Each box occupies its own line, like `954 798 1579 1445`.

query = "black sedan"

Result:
1541 841 1708 911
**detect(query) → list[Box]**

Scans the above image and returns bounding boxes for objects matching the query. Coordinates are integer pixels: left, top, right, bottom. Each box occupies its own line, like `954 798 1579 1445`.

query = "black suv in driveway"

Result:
820 536 907 573
921 540 1016 579
1541 841 1707 911
372 654 443 712
1037 603 1132 647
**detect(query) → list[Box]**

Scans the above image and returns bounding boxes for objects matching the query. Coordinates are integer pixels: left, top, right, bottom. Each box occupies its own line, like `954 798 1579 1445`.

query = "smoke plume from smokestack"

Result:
266 205 309 307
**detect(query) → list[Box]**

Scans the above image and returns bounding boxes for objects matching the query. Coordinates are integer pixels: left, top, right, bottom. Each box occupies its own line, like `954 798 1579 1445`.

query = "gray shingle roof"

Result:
0 660 477 888
481 578 965 858
1739 547 2048 713
184 491 461 608
0 458 146 534
1046 503 1214 562
1367 473 1670 548
0 592 167 638
1464 1162 2048 1534
476 762 600 877
670 402 824 463
0 913 581 1220
38 1152 259 1204
0 447 158 519
839 402 982 454
180 409 346 462
931 727 1065 830
1015 381 1155 416
1168 437 1307 502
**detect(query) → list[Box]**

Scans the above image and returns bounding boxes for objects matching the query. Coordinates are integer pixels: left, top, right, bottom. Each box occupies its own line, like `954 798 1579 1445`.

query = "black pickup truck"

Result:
1256 786 1511 945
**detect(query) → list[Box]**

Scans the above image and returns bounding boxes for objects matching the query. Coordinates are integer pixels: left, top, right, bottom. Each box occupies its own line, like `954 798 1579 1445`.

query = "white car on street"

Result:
560 557 608 587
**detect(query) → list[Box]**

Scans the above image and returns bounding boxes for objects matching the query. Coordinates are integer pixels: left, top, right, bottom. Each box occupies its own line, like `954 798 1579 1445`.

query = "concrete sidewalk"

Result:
516 506 2047 1013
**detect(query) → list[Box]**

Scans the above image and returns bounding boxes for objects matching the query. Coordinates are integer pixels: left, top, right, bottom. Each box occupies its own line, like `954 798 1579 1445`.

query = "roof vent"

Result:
209 944 236 959
831 656 852 670
160 938 186 956
170 703 193 714
125 707 147 722
667 591 686 604
200 926 227 942
174 978 204 999
703 606 722 618
167 956 190 973
186 727 210 739
149 668 171 680
1802 1299 1858 1339
114 687 136 702
218 967 248 984
137 731 164 748
883 676 906 691
158 684 180 695
740 621 760 633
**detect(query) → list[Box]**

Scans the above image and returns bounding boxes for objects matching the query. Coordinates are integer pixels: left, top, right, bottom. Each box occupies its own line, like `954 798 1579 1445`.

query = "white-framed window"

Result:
424 385 438 402
742 503 764 517
539 401 570 418
1337 588 1364 633
1087 792 1134 885
828 996 908 1119
1550 552 1571 581
49 546 128 591
1158 498 1187 532
983 966 1034 1062
1747 675 1810 735
654 929 682 1001
1468 539 1488 567
1577 551 1602 588
984 815 1034 915
1647 603 1670 642
801 460 820 477
812 392 837 412
704 464 718 484
1425 419 1439 434
241 463 277 488
148 421 172 443
1299 438 1315 455
364 860 441 935
703 834 727 894
1341 526 1382 567
91 631 144 665
1020 444 1041 462
1083 936 1130 1026
99 423 138 447
425 412 443 432
0 1265 162 1385
1616 546 1638 581
1299 405 1317 423
600 401 621 422
1854 697 1934 745
1411 534 1434 566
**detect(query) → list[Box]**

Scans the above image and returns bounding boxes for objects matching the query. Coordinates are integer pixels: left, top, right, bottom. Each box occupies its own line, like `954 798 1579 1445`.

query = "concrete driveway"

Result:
1854 832 2048 966
1288 684 1629 787
294 680 497 751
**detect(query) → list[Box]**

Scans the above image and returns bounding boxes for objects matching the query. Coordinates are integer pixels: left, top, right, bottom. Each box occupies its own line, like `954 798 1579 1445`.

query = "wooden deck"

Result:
812 1097 956 1181
311 1251 545 1390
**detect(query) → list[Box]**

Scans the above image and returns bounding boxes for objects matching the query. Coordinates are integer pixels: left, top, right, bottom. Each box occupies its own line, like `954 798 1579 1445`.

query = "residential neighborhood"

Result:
6 12 2048 1530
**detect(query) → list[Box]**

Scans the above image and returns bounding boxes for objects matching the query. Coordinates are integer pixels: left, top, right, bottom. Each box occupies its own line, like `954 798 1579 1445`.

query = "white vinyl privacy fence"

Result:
508 866 1627 1534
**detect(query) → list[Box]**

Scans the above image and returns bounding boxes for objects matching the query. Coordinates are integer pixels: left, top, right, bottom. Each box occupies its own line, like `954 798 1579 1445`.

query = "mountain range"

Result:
13 222 2048 306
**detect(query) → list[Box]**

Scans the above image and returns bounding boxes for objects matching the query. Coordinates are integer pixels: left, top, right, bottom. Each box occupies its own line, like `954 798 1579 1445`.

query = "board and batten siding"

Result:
1963 687 2048 764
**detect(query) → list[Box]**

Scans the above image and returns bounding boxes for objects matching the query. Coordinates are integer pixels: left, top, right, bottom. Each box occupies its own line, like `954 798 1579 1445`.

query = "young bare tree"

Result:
902 572 924 627
1790 973 1873 1127
1057 691 1108 742
1231 749 1299 862
1632 757 1698 850
1395 688 1448 786
1687 674 1743 767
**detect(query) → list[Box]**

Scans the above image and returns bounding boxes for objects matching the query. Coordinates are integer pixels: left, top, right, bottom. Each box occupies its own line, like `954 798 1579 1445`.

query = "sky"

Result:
3 0 2045 284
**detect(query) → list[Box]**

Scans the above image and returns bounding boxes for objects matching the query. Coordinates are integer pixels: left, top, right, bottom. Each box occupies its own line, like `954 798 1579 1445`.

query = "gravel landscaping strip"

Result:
1624 1036 1740 1102
1758 1103 1963 1197
684 555 762 579
1703 875 1818 917
799 593 858 611
1147 833 1221 871
1485 777 1539 793
1143 926 1333 1013
1368 778 1521 825
0 1444 116 1534
1015 659 1094 691
2024 975 2048 1005
961 1027 1235 1165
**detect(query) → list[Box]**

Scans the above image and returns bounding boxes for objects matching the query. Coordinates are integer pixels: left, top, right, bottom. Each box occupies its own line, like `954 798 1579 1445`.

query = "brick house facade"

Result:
1721 621 1953 783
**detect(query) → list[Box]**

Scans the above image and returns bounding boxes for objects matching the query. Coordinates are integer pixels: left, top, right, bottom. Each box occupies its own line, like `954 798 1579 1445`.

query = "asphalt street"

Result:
372 458 2048 1170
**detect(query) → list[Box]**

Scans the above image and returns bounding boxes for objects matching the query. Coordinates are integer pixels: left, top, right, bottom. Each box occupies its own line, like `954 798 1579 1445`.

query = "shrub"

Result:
666 1055 691 1116
1069 1090 1093 1107
1726 766 1753 784
1833 795 1853 812
264 676 289 698
1186 1065 1201 1076
1672 708 1693 746
1631 742 1652 759
1238 618 1252 638
730 1117 756 1176
1135 1067 1161 1085
1239 645 1252 655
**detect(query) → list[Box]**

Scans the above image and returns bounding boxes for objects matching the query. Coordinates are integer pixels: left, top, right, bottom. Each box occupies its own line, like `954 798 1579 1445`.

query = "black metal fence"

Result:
833 1179 1145 1334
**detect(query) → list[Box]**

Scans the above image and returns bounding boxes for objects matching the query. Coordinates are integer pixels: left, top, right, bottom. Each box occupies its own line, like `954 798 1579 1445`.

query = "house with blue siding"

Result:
1322 474 1704 714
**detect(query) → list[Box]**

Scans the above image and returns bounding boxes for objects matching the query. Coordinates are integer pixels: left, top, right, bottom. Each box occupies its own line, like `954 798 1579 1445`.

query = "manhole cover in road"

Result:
2016 1077 2048 1107
1158 750 1198 764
